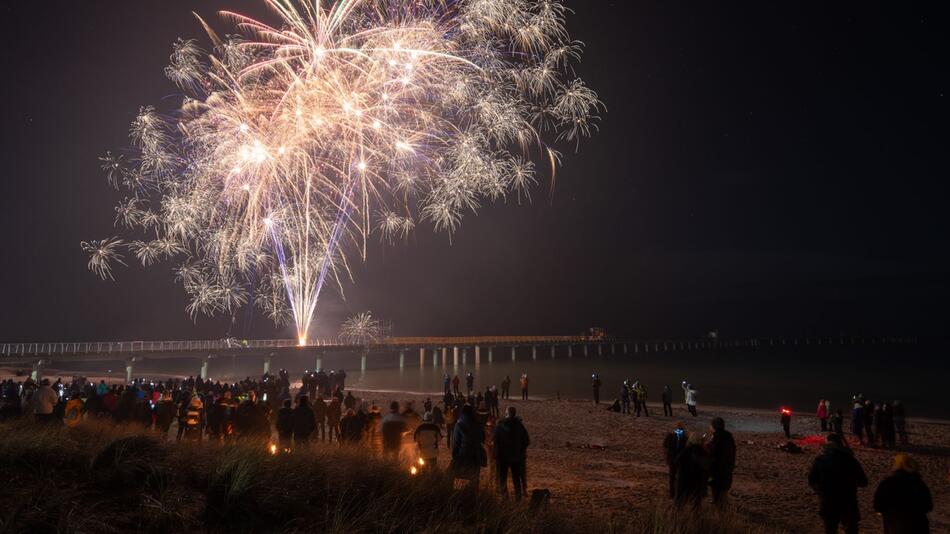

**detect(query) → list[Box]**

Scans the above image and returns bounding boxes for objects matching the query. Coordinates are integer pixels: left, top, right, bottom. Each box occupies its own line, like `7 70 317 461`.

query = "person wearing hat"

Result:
414 411 442 472
873 454 933 534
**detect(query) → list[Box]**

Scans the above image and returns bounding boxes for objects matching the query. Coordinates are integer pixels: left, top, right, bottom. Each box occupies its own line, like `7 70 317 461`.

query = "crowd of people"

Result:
0 370 936 530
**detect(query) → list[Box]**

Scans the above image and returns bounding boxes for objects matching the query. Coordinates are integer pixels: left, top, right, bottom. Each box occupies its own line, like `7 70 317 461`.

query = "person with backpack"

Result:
182 395 204 442
662 422 688 498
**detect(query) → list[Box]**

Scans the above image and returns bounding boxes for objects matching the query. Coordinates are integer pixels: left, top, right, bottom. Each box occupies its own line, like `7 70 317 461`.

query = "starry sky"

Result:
1 1 947 342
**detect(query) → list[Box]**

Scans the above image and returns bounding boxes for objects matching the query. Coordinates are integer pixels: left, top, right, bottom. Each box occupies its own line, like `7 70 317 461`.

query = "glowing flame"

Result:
269 443 278 455
410 465 418 475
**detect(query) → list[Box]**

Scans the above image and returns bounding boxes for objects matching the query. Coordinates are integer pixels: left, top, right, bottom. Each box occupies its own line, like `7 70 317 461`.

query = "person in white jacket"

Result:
681 381 698 416
32 379 60 423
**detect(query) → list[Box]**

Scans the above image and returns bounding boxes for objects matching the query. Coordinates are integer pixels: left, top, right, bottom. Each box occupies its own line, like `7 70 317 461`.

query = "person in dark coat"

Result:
451 404 486 483
873 454 933 534
235 391 269 441
673 433 710 508
662 422 688 499
276 399 293 450
808 433 868 534
493 406 530 500
706 417 737 506
591 374 602 404
154 391 176 439
892 401 908 445
661 385 674 416
340 408 364 444
313 395 327 442
292 395 316 449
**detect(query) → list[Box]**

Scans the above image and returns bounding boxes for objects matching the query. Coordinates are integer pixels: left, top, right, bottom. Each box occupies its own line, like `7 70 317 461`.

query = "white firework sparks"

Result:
85 0 602 344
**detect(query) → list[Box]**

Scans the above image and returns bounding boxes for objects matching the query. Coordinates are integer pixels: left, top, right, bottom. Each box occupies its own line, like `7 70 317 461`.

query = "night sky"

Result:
1 1 947 342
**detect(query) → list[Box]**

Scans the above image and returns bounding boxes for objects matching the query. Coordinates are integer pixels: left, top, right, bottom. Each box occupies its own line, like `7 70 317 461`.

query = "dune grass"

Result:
0 420 769 533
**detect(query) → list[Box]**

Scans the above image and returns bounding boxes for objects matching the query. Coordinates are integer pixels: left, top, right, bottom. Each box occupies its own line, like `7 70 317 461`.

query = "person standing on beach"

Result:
663 422 688 498
851 401 865 443
32 378 59 424
465 372 475 396
520 373 529 401
452 375 461 396
450 404 486 485
443 373 451 395
276 399 293 451
781 407 792 439
413 412 442 472
381 401 407 459
620 384 631 414
662 385 674 416
817 400 829 432
634 382 649 417
501 376 511 400
808 433 868 534
313 395 327 442
493 406 531 500
591 374 602 404
873 453 933 534
892 400 908 445
674 433 710 508
706 417 737 506
681 382 697 416
292 395 316 449
830 409 845 442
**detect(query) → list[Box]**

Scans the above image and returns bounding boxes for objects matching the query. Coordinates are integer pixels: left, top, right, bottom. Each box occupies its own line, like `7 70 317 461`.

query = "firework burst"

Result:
85 0 601 343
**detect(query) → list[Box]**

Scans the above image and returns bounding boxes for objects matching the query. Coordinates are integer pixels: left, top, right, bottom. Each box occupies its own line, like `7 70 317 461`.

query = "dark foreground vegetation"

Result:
0 420 769 533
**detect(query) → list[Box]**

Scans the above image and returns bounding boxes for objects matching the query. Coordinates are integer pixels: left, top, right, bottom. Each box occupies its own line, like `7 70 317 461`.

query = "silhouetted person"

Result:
781 408 792 439
663 422 688 498
450 404 486 484
381 401 407 458
873 454 933 534
707 417 737 506
340 408 364 444
501 376 511 400
674 433 709 508
808 433 868 534
591 374 601 404
892 400 908 445
276 399 293 451
817 400 829 432
661 385 673 416
520 374 529 401
493 406 530 500
292 395 316 449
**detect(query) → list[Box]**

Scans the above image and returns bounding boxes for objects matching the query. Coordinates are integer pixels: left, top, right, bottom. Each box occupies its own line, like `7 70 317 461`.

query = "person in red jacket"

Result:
817 399 829 432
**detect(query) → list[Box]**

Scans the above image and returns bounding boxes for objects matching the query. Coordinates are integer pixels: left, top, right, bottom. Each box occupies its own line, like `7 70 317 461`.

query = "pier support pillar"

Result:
200 357 210 381
453 346 459 367
419 348 425 368
442 347 447 367
583 344 589 357
125 357 136 384
568 345 573 358
488 346 493 363
432 349 438 368
475 346 481 366
462 347 467 365
550 345 556 359
532 346 537 360
611 344 616 355
623 343 628 354
511 346 517 361
361 354 367 372
399 350 405 369
598 344 603 356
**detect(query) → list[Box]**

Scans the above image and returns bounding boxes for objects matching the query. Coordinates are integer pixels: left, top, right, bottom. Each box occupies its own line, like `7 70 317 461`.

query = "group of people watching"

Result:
605 378 696 417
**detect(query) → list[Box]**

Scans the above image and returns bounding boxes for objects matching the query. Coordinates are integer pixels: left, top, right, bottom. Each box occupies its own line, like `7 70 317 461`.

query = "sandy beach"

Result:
351 389 949 534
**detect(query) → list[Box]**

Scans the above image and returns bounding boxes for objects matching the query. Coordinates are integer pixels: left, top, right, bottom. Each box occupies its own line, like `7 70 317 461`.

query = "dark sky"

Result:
1 1 947 342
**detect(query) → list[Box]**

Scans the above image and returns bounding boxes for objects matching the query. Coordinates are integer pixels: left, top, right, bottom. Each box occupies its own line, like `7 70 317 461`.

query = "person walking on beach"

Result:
873 453 933 534
591 374 602 404
808 433 868 534
674 433 710 508
465 372 474 396
450 404 486 485
520 373 529 401
381 401 407 459
681 381 697 416
817 400 829 432
501 375 511 400
707 417 736 506
662 385 673 416
493 406 530 500
663 422 688 498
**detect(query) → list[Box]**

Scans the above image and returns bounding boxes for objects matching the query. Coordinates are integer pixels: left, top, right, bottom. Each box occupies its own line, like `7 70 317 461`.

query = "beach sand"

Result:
352 389 950 534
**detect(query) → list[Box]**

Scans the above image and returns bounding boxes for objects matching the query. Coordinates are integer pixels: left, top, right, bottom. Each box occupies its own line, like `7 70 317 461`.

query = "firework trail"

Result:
86 0 602 343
